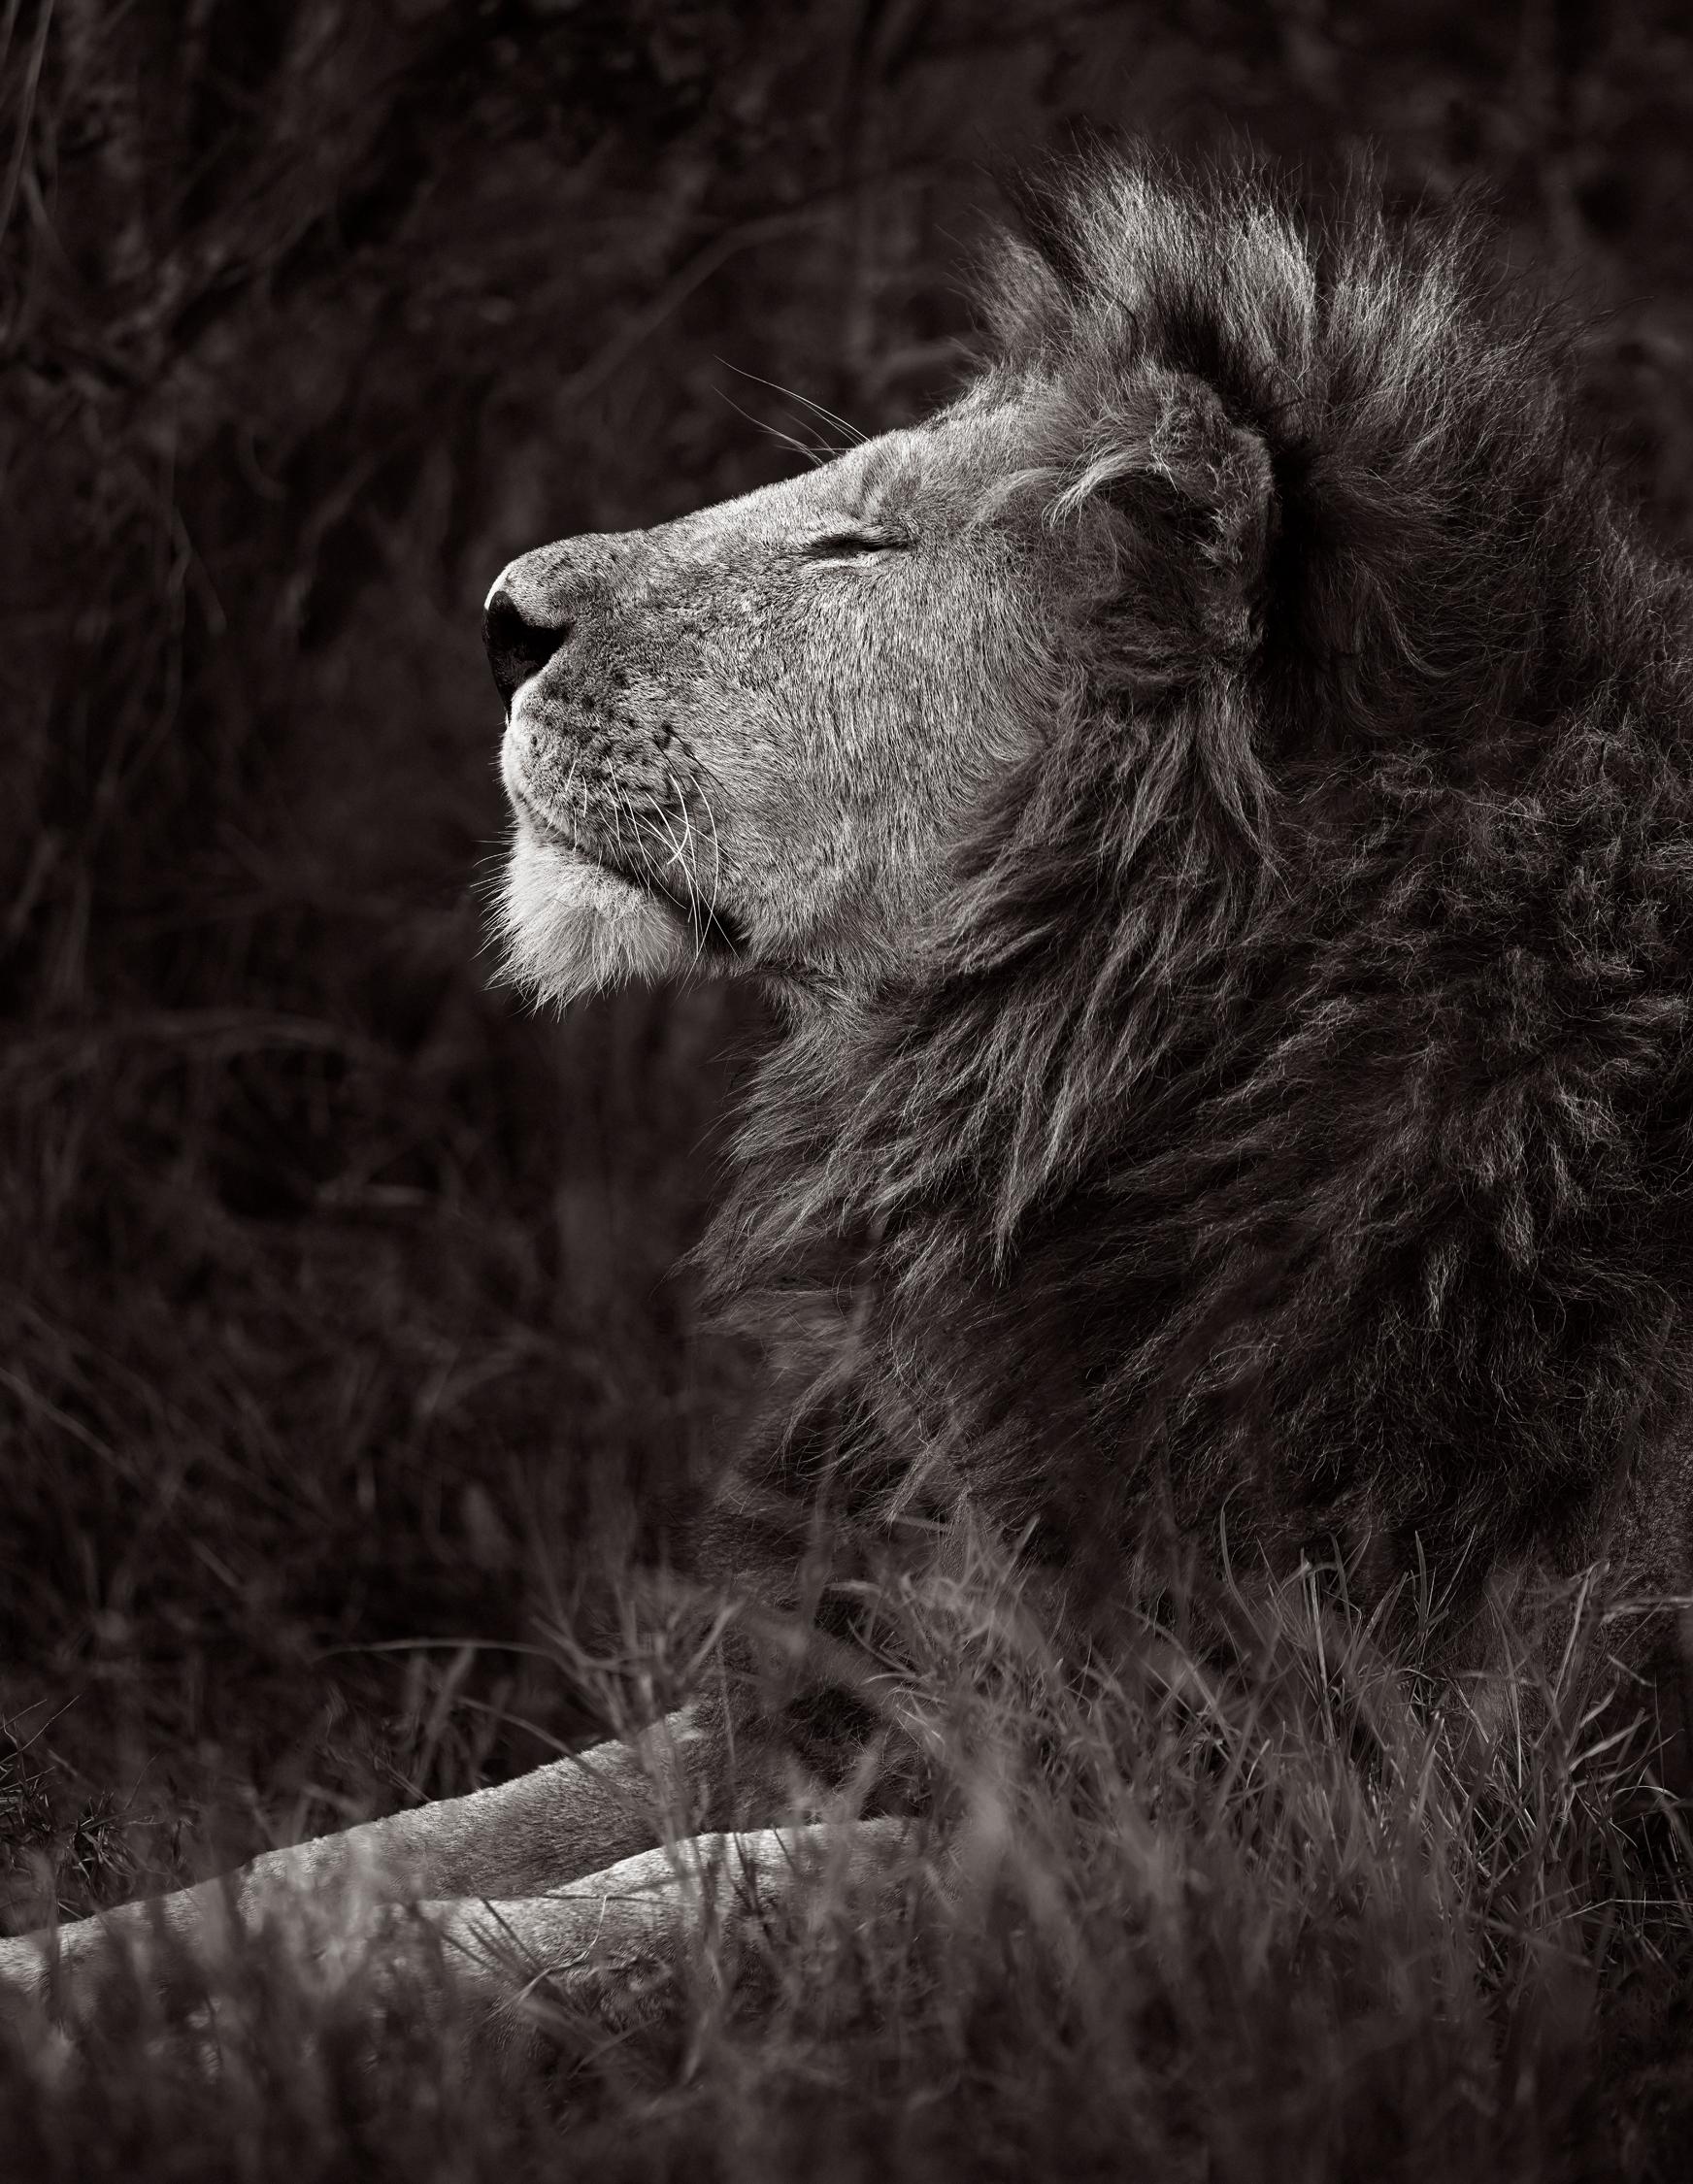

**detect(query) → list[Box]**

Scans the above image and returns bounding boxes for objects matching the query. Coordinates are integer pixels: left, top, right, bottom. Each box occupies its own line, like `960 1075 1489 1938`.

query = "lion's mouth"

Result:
510 785 747 958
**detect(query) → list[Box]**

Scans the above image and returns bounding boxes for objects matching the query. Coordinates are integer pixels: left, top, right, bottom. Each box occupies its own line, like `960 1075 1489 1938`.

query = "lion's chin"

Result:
497 831 693 1005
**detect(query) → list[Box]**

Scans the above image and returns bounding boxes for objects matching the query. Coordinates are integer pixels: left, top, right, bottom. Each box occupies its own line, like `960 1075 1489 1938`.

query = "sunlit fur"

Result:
696 152 1693 1724
491 404 1046 1008
497 831 692 998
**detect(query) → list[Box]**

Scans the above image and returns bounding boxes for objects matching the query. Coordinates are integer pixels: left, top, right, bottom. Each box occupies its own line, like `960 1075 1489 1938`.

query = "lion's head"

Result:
488 174 1277 1009
486 396 1042 1001
487 153 1693 1654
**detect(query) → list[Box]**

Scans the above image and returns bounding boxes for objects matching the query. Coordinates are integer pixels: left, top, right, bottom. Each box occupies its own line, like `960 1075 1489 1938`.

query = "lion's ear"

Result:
1054 369 1275 655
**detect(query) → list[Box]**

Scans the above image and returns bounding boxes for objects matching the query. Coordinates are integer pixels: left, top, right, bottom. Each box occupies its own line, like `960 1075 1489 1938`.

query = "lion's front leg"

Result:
1 1815 912 2054
0 1707 723 2022
344 1818 913 2052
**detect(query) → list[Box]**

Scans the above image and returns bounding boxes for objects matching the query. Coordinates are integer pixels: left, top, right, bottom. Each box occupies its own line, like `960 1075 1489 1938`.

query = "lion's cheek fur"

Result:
696 570 1041 970
497 831 691 1003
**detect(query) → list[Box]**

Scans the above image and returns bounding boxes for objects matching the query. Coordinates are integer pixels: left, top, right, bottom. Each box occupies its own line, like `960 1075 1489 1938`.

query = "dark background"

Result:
5 0 1693 1922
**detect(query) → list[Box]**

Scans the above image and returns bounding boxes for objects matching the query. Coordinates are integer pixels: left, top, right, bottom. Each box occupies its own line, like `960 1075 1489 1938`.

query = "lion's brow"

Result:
846 432 923 512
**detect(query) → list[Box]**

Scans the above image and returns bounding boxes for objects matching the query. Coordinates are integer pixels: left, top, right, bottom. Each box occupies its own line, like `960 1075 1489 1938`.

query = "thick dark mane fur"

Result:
705 151 1693 1694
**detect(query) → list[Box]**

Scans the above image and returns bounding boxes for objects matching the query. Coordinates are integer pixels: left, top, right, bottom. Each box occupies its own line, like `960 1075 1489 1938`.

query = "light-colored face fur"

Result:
490 391 1061 1006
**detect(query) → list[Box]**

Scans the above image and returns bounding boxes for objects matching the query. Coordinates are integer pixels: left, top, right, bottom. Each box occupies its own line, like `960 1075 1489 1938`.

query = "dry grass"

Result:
6 1 1693 2173
5 1542 1691 2182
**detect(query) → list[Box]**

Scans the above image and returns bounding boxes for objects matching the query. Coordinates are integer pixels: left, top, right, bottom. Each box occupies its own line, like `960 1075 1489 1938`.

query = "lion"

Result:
8 149 1693 2040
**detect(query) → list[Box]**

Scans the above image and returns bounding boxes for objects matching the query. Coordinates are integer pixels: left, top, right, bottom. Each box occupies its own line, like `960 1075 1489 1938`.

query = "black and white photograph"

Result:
4 3 1693 2176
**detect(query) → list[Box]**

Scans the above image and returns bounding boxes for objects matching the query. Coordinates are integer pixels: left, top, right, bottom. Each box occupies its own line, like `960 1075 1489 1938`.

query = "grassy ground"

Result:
6 1 1693 2174
5 1545 1691 2181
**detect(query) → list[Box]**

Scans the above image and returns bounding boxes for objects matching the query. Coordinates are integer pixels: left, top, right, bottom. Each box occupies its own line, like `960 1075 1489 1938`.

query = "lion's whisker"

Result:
718 360 868 448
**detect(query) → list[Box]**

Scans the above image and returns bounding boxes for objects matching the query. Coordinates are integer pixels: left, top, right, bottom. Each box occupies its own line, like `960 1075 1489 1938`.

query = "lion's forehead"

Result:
524 397 1039 619
664 423 1022 601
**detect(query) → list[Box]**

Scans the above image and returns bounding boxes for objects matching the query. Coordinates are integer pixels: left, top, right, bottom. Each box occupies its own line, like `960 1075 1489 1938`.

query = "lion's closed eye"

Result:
804 530 912 560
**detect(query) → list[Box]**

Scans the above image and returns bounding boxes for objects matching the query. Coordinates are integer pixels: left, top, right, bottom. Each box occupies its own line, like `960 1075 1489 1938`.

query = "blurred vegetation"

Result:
4 0 1693 2170
6 1533 1693 2183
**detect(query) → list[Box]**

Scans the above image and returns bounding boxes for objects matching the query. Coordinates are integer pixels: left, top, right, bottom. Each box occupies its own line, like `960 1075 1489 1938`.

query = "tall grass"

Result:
5 1 1693 2173
5 1542 1689 2180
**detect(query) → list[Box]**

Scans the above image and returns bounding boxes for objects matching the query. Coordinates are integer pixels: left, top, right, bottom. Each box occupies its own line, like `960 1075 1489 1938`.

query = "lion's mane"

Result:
706 153 1693 1658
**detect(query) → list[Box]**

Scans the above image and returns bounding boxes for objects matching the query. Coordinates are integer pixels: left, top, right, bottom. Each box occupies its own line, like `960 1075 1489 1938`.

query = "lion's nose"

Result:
482 588 571 708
